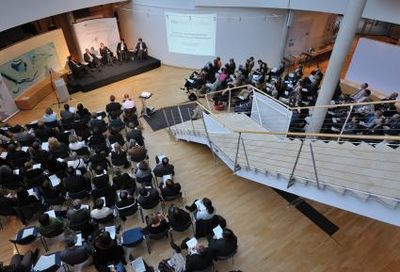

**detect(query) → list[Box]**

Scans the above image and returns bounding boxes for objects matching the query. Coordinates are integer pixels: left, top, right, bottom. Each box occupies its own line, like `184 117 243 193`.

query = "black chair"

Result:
9 226 45 254
169 218 195 243
40 227 65 251
68 190 90 200
136 175 154 187
214 248 237 265
93 213 115 226
75 147 91 157
117 202 138 219
145 228 170 254
163 192 182 201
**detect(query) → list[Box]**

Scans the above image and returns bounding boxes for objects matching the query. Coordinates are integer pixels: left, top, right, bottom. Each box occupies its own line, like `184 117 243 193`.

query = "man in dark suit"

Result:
83 48 101 70
170 241 214 271
105 95 122 116
116 39 129 62
99 43 114 65
67 56 89 78
133 38 148 60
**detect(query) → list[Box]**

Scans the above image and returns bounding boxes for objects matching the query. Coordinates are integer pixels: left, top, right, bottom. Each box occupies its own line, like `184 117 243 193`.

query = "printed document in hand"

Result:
131 256 146 272
33 254 56 271
213 225 223 239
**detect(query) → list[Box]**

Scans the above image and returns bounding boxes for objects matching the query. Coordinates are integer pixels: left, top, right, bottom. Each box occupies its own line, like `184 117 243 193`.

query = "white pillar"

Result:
278 10 292 65
307 0 367 133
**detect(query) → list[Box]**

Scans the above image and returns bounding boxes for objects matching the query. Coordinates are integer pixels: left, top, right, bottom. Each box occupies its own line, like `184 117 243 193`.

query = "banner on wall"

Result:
165 12 217 56
73 18 121 58
0 74 19 121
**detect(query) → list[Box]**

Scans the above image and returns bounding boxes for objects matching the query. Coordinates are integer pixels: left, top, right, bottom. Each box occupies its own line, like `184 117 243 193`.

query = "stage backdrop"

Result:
73 18 121 58
0 74 19 120
0 42 60 98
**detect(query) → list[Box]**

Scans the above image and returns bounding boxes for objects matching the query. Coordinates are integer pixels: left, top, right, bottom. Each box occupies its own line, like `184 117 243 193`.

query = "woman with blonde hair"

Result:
48 137 69 159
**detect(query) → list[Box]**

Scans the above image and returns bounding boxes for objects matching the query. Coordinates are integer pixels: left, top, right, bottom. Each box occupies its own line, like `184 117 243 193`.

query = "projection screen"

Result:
165 12 217 56
73 18 121 58
346 38 400 95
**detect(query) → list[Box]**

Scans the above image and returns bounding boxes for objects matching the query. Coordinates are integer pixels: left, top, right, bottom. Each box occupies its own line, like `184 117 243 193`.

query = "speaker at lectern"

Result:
52 78 70 103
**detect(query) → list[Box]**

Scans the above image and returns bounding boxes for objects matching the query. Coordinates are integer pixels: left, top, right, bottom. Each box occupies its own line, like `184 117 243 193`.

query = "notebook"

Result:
213 225 223 239
49 175 61 187
45 210 56 218
105 226 116 239
131 256 146 272
33 254 56 271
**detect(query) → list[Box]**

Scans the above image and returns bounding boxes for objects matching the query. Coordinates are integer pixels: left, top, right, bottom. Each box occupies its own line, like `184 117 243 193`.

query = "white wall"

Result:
195 0 400 25
0 0 128 32
117 1 287 69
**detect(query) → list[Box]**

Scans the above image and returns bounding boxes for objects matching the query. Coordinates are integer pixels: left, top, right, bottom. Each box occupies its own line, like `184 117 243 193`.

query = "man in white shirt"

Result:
351 82 369 102
122 94 136 112
90 198 113 220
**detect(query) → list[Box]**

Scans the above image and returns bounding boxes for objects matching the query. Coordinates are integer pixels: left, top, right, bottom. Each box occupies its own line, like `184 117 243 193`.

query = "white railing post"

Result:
228 89 232 112
187 108 195 133
162 109 173 135
309 142 320 189
240 136 250 169
338 105 353 141
200 113 216 163
234 132 242 172
177 105 184 128
287 139 305 189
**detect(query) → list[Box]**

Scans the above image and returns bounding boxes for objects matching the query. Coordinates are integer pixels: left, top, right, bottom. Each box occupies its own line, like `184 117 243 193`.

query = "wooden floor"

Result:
3 62 400 271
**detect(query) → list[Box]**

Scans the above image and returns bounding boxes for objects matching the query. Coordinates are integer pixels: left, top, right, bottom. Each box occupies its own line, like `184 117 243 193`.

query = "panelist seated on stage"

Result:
116 38 129 62
83 48 101 70
67 56 89 79
99 42 115 65
133 38 148 60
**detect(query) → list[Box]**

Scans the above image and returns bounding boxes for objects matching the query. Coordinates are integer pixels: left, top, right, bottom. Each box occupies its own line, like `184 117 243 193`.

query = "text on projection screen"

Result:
165 12 216 56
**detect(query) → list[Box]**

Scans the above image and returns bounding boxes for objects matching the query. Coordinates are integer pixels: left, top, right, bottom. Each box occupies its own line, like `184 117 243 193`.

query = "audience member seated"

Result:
169 239 214 272
153 157 175 177
124 113 140 130
76 103 91 124
185 198 215 221
208 228 237 258
90 198 113 221
23 161 46 188
40 180 65 205
106 95 122 116
0 165 24 190
60 229 93 269
0 249 39 272
34 121 53 142
88 129 108 152
127 139 147 163
143 212 169 236
135 160 152 180
109 128 125 146
108 115 125 132
66 200 92 234
111 143 130 168
48 137 69 159
89 112 107 133
92 230 127 271
64 167 91 197
351 82 369 102
133 38 148 60
60 103 74 122
122 94 136 112
160 178 181 199
116 190 137 221
43 107 58 124
67 152 86 171
0 190 18 216
167 205 192 230
68 134 87 151
11 125 34 146
112 170 136 193
126 124 144 146
89 147 110 170
99 43 115 66
6 143 30 168
36 213 66 237
137 186 161 209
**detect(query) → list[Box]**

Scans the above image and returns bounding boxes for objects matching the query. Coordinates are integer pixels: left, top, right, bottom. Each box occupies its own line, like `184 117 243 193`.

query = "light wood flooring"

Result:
2 63 400 272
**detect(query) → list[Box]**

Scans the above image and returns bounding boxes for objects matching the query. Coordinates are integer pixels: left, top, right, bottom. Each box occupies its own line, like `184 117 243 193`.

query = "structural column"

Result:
278 10 293 65
307 0 367 133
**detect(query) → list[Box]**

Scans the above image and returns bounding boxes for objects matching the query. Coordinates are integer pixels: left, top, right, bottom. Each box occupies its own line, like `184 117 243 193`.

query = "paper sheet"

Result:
41 142 49 151
0 152 7 159
21 146 29 152
105 226 116 239
213 225 223 239
75 233 82 246
33 254 56 271
21 227 35 239
131 256 146 272
33 163 41 169
49 175 61 187
186 237 198 250
45 210 56 218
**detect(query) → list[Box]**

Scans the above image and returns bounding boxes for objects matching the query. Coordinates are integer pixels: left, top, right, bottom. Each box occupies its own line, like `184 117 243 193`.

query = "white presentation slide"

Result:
73 18 121 58
346 38 400 95
165 12 217 56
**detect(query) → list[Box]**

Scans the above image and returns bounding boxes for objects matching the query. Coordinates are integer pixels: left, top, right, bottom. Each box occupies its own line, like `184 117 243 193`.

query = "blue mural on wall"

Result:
0 42 60 98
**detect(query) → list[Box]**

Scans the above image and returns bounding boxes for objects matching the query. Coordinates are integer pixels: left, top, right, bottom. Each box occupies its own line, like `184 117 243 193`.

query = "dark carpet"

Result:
143 102 196 131
273 189 339 236
67 56 161 93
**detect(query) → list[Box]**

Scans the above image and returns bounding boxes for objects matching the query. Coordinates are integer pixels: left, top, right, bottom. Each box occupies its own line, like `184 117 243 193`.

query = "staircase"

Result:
170 110 400 227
